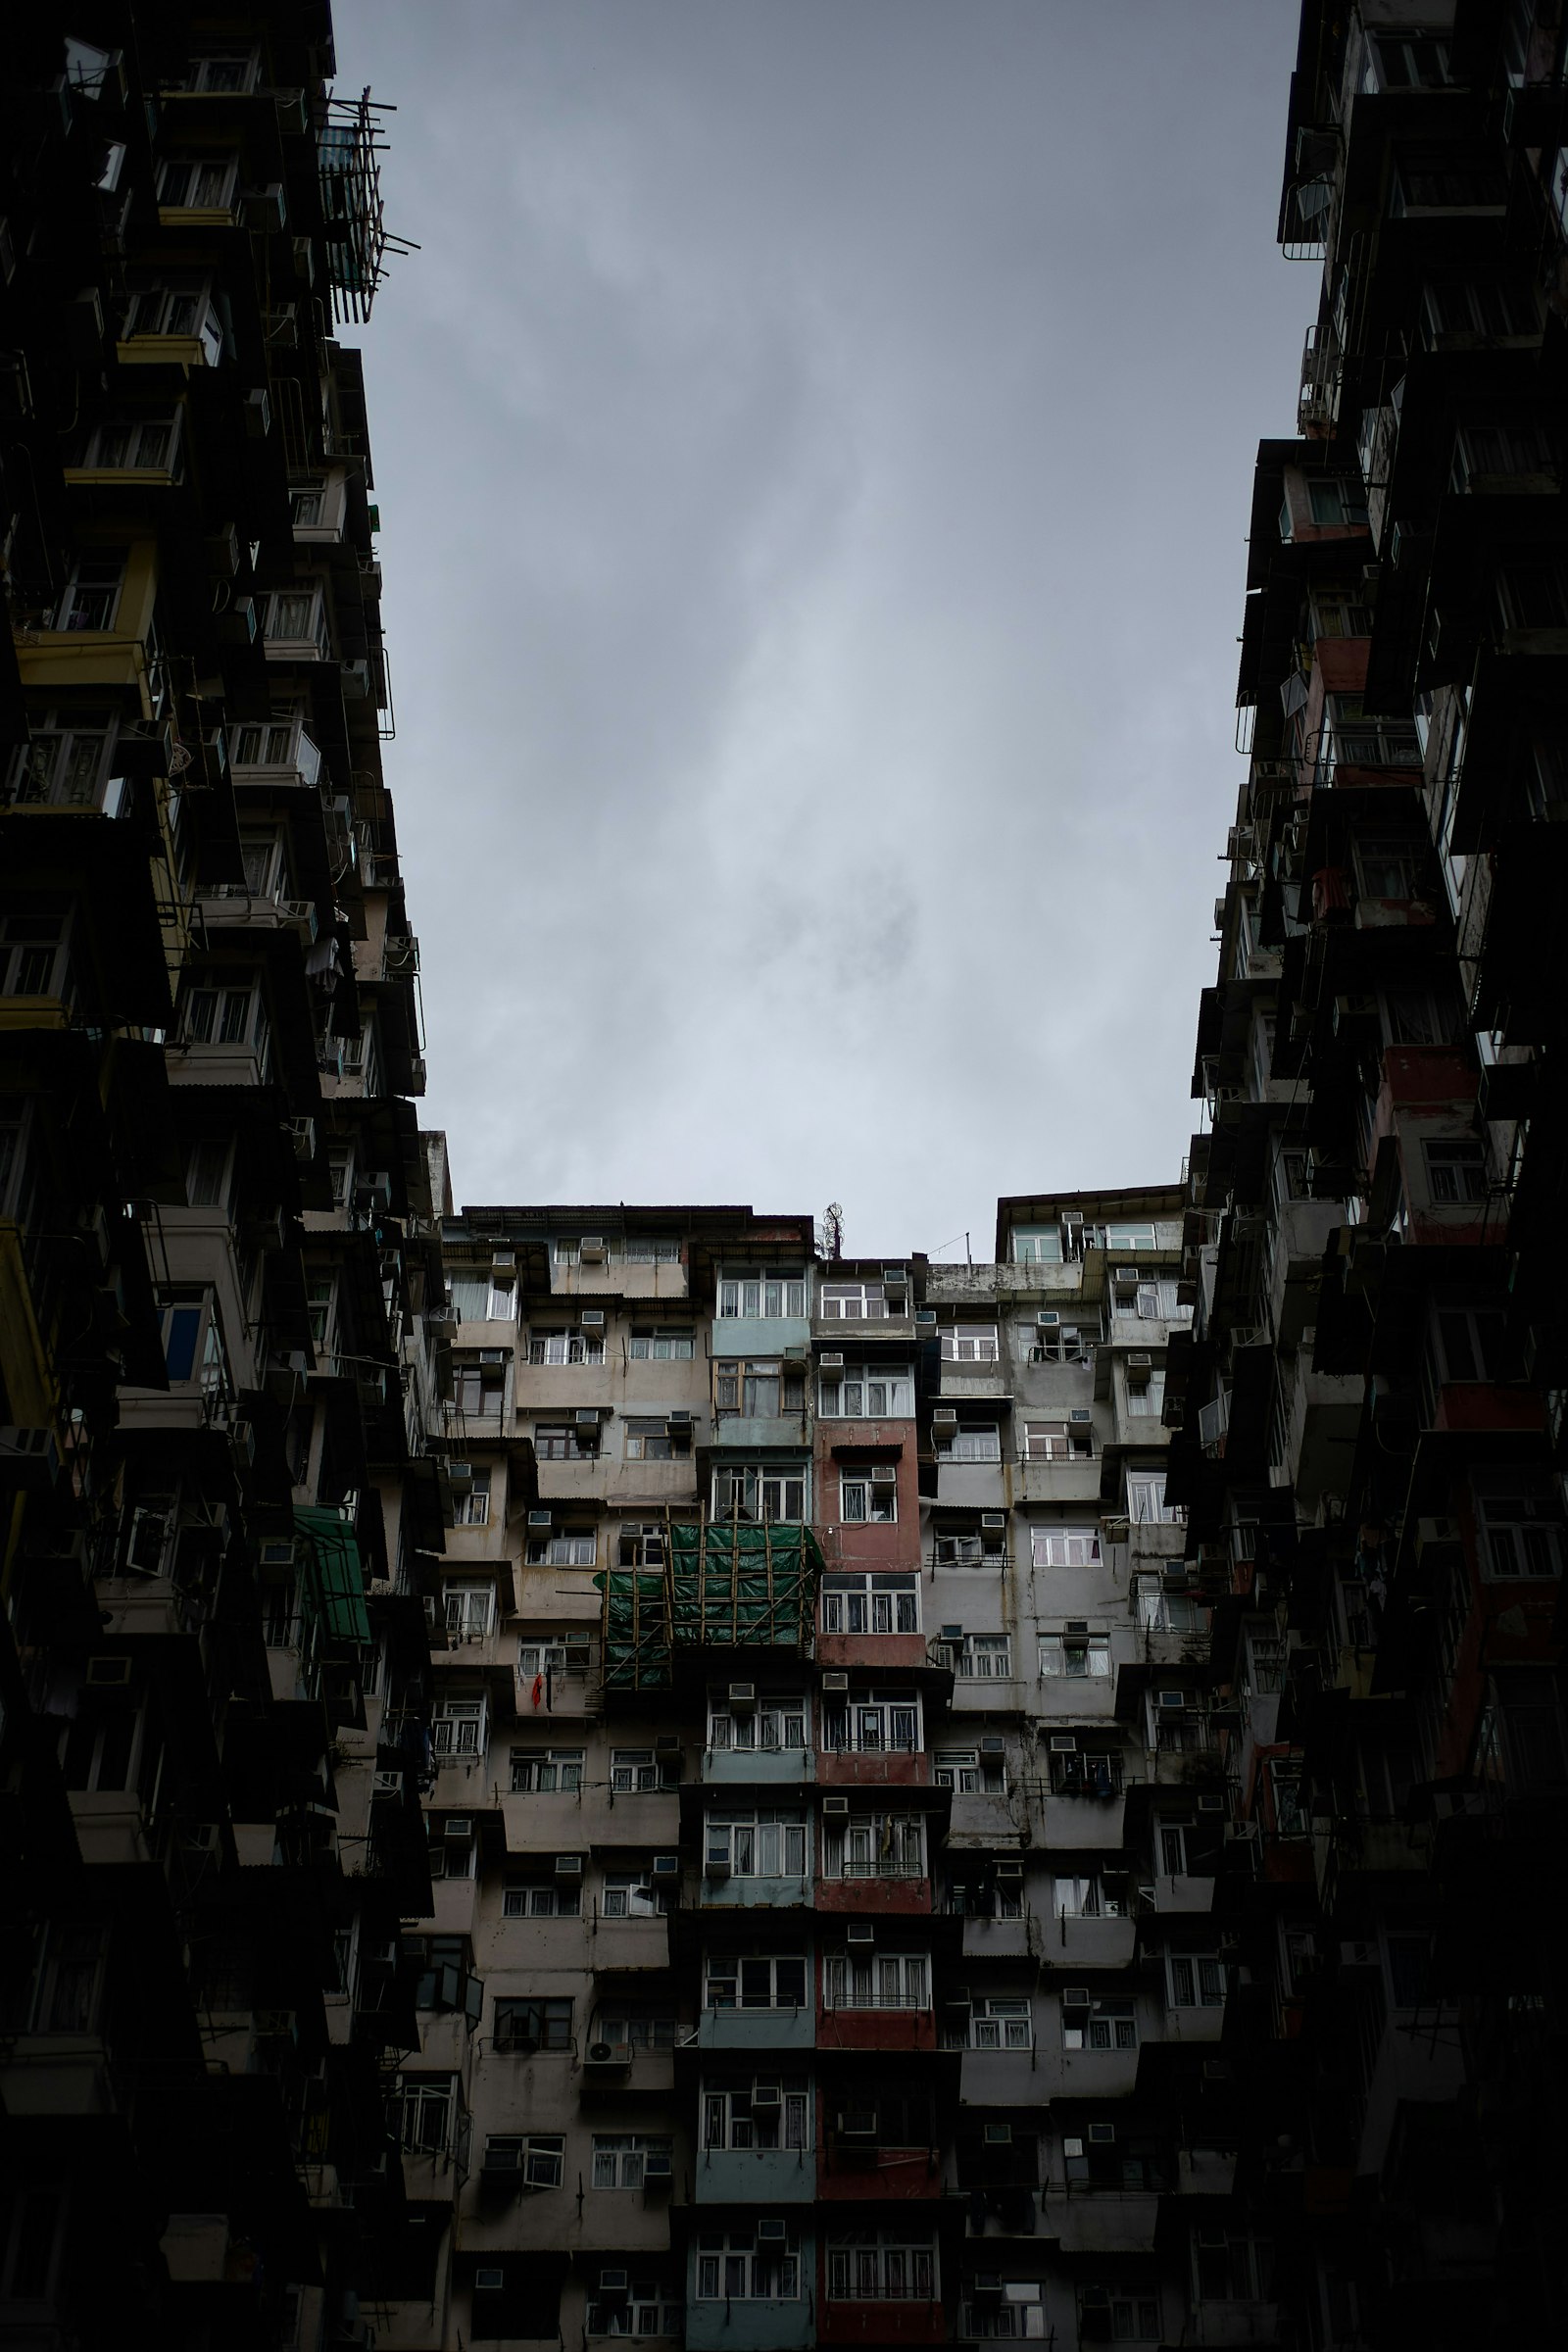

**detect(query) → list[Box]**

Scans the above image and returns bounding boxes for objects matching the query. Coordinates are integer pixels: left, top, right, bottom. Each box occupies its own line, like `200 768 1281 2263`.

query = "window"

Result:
710 1690 807 1751
1011 1227 1063 1262
1475 1476 1567 1581
1423 278 1540 343
822 1812 925 1880
823 1950 929 2010
502 1881 581 1919
510 1748 584 1794
183 1135 231 1209
453 1355 507 1417
1424 1141 1489 1205
934 1748 1003 1793
483 2132 564 2187
818 1280 896 1319
1062 2000 1137 2052
1104 1222 1158 1251
714 1358 804 1417
449 1274 517 1323
822 1692 920 1754
821 1572 919 1635
717 1269 807 1318
154 1289 229 1398
527 1327 605 1364
711 1464 807 1522
1023 1319 1093 1363
1308 587 1374 640
706 1810 808 1878
1452 417 1558 491
5 705 120 805
1126 1473 1181 1525
167 48 260 91
818 1361 914 1417
934 1524 1006 1567
623 1236 682 1263
1363 31 1453 90
1192 2232 1274 2304
1496 560 1568 630
444 1584 494 1640
619 1522 667 1567
227 707 322 781
945 1873 1022 1923
965 1998 1032 2051
1078 2290 1161 2343
516 1642 592 1681
123 274 223 362
452 1469 491 1529
1393 154 1506 215
1031 1526 1102 1568
825 2233 937 2302
1024 1420 1089 1462
1054 1875 1123 1918
1428 1300 1511 1386
603 1871 672 1919
526 1528 596 1566
612 1746 660 1793
25 1922 106 2034
1134 1579 1208 1636
1126 1370 1165 1419
592 2134 671 2188
260 585 328 655
942 1421 1003 1462
587 2276 682 2336
432 1696 487 1757
942 1323 1000 1362
1050 1747 1122 1798
0 2184 67 2308
702 2075 809 2151
534 1421 596 1461
951 1633 1011 1680
180 969 269 1061
624 1417 677 1459
695 2229 801 2301
390 2076 459 2157
840 1471 898 1524
597 2010 678 2049
628 1326 694 1358
705 1953 808 2010
80 415 179 471
290 486 326 528
494 1996 572 2052
1167 1953 1227 2009
1039 1633 1111 1680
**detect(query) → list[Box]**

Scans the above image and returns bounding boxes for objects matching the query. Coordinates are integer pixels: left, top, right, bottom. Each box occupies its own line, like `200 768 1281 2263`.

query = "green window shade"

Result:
295 1506 370 1644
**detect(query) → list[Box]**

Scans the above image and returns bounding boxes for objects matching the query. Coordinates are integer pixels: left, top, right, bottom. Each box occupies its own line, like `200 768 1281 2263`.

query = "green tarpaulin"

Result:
295 1505 371 1646
596 1522 824 1690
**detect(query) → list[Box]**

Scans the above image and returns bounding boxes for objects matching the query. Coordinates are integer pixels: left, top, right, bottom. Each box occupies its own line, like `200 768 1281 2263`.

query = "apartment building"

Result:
371 1190 1270 2352
1 9 443 2347
1169 4 1568 2349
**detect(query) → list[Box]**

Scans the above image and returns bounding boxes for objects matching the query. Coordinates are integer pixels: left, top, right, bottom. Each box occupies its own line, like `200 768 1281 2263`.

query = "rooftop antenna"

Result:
816 1202 844 1262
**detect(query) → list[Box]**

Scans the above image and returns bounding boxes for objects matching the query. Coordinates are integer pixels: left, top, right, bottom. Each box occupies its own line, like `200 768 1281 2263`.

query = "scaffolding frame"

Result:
598 1511 824 1691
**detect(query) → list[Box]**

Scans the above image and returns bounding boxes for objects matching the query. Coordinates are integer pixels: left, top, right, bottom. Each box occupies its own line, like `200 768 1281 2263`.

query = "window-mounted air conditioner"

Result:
871 1465 898 1487
642 2152 673 2182
1036 1310 1060 1329
1049 1734 1078 1753
1069 1408 1093 1425
652 1854 680 1878
822 1672 850 1692
554 1852 583 1879
527 1510 554 1531
258 1537 295 1570
846 1921 874 1947
579 1237 607 1262
838 2111 878 2140
1088 2122 1116 2145
706 1847 732 1879
980 1511 1006 1532
729 1682 757 1708
983 2123 1012 2146
751 2083 782 2111
913 1310 938 1331
446 1460 474 1492
85 1655 133 1688
820 1350 845 1369
1060 1986 1091 2009
943 1984 973 2009
580 1309 607 1332
932 1408 958 1432
979 1735 1005 1755
599 2272 630 2297
756 2218 787 2243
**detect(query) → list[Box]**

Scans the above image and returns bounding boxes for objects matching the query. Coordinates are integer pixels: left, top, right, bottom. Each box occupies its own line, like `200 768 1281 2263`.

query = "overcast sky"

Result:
333 0 1306 1256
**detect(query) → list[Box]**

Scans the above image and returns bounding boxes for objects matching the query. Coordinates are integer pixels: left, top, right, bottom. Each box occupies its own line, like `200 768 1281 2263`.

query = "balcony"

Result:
702 1870 811 1913
817 1746 930 1791
1143 1873 1216 1916
686 2298 812 2352
704 1745 814 1788
817 1998 938 2055
1045 1913 1137 1968
818 2137 942 2201
1013 1459 1102 1506
946 1789 1014 1845
818 1632 928 1675
955 1914 1032 1962
699 2005 816 2055
696 2146 815 2204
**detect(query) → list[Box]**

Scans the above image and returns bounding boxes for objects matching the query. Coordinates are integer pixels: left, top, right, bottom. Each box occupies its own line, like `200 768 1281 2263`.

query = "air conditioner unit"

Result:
579 1237 607 1262
586 2043 632 2070
575 1408 602 1433
822 1671 850 1692
838 2111 878 2140
258 1537 295 1570
980 1736 1005 1756
1155 1690 1187 1711
491 1250 515 1274
913 1310 938 1331
1069 1408 1093 1426
652 1854 680 1878
655 1735 682 1757
527 1510 554 1531
580 1309 607 1332
706 1847 731 1879
555 1853 583 1880
973 2275 1004 2298
729 1682 757 1708
667 1409 693 1428
846 1921 874 1947
820 1350 845 1368
1198 1794 1226 1815
1060 1986 1091 2009
446 1460 474 1492
983 2123 1012 2146
444 1817 473 1840
474 2267 506 2292
943 1984 972 2009
823 1795 850 1818
756 2217 787 2242
995 1861 1023 1886
783 1349 809 1372
1036 1310 1060 1329
751 2083 782 2111
870 1463 898 1490
1088 2122 1116 2145
1049 1736 1077 1753
85 1655 132 1688
932 1408 958 1432
642 2152 673 2182
941 1623 963 1642
980 1511 1006 1532
599 2272 630 2297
